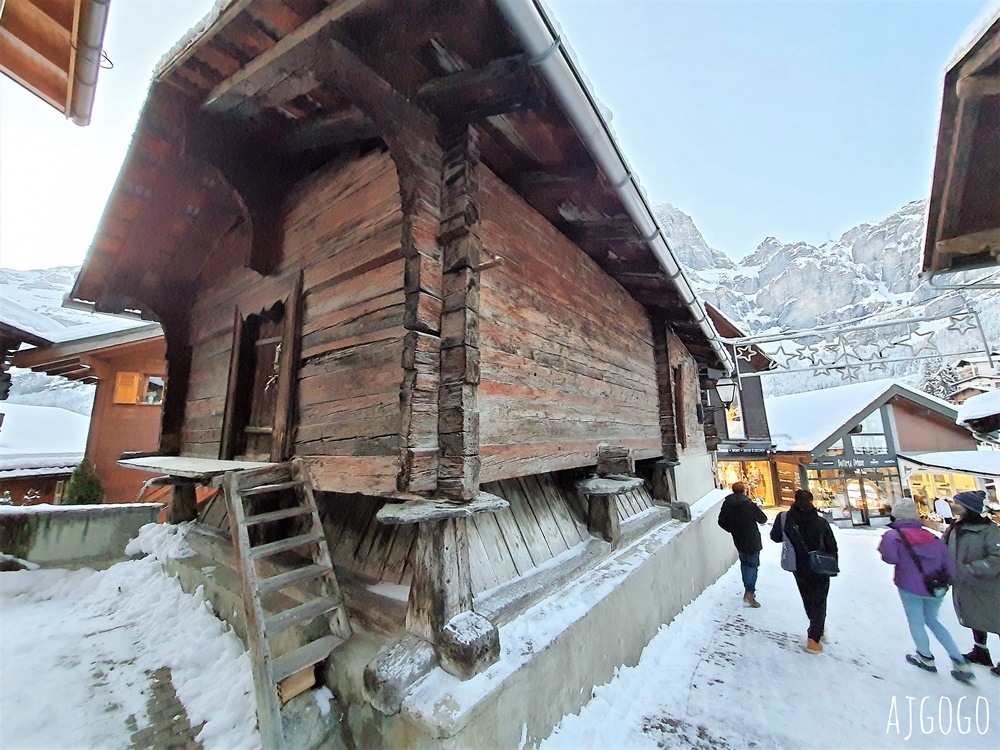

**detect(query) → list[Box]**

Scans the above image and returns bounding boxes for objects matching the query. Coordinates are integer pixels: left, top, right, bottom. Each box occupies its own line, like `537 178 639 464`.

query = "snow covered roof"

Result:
0 298 59 346
897 450 1000 479
0 402 88 474
765 379 958 454
957 388 1000 423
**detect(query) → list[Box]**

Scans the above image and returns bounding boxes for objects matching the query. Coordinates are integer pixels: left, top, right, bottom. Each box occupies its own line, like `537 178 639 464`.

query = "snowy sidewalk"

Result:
0 525 259 750
543 527 999 749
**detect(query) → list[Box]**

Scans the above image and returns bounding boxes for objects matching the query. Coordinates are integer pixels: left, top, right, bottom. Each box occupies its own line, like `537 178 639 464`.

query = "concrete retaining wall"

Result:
0 504 162 567
672 451 716 506
326 489 734 749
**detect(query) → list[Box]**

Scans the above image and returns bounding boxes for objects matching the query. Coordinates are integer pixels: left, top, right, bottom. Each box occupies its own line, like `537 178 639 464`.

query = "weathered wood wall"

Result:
476 167 662 483
181 150 407 494
667 331 707 458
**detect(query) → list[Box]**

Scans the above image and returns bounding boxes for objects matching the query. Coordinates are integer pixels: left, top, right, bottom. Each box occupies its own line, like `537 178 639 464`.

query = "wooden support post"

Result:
587 494 620 546
699 370 721 453
436 125 482 500
169 482 199 523
158 306 192 456
406 517 473 642
404 513 500 678
651 312 679 463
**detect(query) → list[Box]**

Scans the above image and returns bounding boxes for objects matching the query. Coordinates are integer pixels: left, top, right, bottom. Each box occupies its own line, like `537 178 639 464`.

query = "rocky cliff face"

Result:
655 200 1000 394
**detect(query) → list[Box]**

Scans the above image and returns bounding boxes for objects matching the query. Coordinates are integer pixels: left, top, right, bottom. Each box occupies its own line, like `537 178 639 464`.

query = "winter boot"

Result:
744 592 761 608
805 638 823 654
906 652 937 673
951 658 975 684
991 664 1000 678
964 645 993 667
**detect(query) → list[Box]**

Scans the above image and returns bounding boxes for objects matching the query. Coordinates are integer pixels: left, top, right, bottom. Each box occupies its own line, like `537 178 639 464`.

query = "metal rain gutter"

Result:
70 0 112 126
495 0 733 373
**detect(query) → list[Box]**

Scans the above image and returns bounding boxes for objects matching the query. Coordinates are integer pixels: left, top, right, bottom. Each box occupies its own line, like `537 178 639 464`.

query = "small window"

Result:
114 372 165 405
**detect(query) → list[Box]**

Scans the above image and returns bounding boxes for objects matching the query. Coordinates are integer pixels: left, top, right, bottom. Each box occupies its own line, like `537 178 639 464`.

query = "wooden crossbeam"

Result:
202 0 367 114
274 106 378 154
563 216 641 243
417 54 543 122
936 226 1000 257
158 0 256 79
957 73 1000 99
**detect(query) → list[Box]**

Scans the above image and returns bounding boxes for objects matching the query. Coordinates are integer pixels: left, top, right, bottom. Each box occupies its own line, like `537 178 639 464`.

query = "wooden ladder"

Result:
223 459 351 750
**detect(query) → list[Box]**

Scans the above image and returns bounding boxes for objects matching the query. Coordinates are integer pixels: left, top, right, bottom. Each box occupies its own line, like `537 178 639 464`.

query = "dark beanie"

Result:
954 490 986 516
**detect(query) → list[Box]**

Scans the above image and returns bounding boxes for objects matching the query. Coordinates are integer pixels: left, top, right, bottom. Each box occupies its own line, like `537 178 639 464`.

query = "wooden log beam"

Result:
935 226 1000 257
158 0 256 77
201 0 367 115
1 0 72 71
436 126 483 501
417 54 543 122
957 73 1000 99
274 106 379 154
651 313 679 463
0 26 67 109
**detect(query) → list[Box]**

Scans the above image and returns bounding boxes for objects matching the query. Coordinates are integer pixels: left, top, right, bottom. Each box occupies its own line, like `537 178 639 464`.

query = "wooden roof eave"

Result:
924 14 1000 275
72 0 727 370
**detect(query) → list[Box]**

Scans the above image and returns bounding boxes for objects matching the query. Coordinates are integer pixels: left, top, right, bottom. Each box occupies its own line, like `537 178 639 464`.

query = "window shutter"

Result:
114 372 141 404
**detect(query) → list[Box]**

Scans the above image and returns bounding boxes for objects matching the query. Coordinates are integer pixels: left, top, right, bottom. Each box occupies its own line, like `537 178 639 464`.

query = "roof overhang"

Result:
0 0 111 125
923 7 1000 274
898 450 1000 479
69 0 729 370
11 322 162 381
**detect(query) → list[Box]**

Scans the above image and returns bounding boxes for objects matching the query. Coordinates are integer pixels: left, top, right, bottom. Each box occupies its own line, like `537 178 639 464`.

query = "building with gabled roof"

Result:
61 1 740 745
766 379 984 525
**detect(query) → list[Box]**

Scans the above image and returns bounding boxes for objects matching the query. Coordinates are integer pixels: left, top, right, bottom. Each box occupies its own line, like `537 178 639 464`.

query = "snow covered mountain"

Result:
655 200 1000 395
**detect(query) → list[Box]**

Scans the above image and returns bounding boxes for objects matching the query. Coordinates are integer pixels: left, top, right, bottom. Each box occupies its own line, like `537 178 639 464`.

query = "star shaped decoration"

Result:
866 359 887 373
947 315 977 335
767 342 798 370
890 333 916 354
843 364 862 380
735 345 756 363
910 330 938 355
799 345 822 368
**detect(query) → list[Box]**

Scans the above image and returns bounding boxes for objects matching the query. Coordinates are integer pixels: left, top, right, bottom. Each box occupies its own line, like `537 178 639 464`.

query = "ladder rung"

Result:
258 564 330 595
250 533 324 559
265 598 341 637
241 480 300 497
271 635 343 683
244 506 313 526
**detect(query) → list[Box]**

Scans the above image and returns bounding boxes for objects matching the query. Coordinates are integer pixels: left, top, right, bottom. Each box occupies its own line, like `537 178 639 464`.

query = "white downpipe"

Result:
495 0 732 373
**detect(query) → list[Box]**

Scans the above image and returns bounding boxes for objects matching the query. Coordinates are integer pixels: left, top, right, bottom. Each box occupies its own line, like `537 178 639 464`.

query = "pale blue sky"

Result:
0 0 988 270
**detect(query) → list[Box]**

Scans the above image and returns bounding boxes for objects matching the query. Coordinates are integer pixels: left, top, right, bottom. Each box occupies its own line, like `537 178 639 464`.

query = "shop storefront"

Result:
803 455 902 526
716 445 777 506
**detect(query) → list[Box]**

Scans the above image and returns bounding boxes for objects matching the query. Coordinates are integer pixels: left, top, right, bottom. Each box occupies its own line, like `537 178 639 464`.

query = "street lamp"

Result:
715 376 737 409
699 375 738 424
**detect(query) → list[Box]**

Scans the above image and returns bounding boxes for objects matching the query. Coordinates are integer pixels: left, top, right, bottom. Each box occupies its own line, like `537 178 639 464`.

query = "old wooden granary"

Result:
70 0 732 745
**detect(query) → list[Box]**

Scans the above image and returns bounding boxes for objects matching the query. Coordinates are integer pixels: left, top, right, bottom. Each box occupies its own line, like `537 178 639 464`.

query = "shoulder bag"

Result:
897 530 951 597
785 514 839 576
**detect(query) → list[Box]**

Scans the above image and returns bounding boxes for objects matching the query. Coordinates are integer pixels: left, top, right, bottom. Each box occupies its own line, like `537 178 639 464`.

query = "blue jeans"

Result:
738 551 760 594
898 590 963 661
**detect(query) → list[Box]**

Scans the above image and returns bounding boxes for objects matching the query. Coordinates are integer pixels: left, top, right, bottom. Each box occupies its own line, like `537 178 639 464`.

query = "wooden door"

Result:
221 275 303 463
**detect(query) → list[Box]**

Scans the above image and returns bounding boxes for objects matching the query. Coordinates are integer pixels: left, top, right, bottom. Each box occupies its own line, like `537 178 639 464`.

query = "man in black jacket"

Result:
718 482 768 607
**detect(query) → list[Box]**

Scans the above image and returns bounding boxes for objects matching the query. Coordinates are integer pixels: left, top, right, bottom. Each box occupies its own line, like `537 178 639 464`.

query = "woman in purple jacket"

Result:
878 498 974 683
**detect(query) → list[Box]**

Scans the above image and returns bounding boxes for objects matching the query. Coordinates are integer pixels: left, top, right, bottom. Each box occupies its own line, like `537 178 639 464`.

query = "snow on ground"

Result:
0 524 258 750
542 526 999 749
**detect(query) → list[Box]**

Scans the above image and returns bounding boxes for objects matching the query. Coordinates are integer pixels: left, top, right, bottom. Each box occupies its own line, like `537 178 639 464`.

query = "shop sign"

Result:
807 455 897 470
